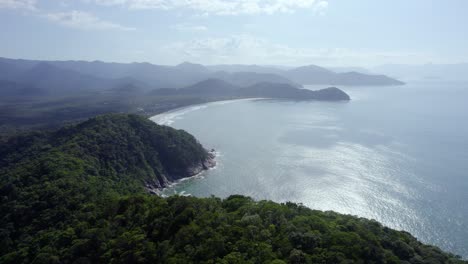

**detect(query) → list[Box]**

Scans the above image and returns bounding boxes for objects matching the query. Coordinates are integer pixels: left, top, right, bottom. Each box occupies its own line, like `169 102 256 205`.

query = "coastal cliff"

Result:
146 149 216 192
0 114 214 190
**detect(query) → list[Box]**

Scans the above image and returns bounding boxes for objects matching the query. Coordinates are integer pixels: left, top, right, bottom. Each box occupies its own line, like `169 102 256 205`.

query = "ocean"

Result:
151 81 468 257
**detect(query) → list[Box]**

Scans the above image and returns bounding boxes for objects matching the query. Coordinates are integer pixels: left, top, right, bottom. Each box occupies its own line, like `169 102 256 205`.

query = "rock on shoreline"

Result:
187 149 217 176
146 149 216 194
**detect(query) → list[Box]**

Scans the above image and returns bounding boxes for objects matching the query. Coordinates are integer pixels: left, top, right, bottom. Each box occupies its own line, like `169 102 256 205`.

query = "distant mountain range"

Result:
0 60 148 96
0 80 45 97
373 63 468 81
0 57 404 97
207 64 403 86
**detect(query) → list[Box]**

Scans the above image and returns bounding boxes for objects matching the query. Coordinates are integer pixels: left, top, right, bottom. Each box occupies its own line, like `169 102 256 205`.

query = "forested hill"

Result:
0 114 213 190
0 115 465 263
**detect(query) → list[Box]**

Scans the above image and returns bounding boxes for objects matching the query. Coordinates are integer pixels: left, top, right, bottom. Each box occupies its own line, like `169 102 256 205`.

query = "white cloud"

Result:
86 0 329 15
162 35 429 66
0 1 134 32
0 0 36 10
313 0 328 15
172 23 208 32
45 10 136 31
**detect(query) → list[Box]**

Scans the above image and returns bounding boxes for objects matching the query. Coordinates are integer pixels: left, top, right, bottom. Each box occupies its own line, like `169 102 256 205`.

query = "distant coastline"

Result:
149 97 265 125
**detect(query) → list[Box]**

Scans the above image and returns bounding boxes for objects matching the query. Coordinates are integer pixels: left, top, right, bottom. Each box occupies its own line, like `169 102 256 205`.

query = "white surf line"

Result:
149 98 265 125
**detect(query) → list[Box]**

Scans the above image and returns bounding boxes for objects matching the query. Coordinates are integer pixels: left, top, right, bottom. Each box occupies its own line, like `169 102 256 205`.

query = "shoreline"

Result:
148 97 266 125
149 149 220 196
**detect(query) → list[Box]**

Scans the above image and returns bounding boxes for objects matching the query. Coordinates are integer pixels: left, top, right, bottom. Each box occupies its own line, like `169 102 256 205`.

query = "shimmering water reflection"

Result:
151 82 468 257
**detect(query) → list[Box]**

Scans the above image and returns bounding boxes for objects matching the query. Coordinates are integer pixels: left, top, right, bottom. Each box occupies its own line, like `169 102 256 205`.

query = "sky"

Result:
0 0 467 67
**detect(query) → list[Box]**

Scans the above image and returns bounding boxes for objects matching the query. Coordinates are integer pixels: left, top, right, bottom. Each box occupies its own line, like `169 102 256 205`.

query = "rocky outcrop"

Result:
146 149 217 193
189 149 217 175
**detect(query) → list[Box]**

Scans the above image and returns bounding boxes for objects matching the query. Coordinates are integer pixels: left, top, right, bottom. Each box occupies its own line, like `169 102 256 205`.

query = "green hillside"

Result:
0 114 464 263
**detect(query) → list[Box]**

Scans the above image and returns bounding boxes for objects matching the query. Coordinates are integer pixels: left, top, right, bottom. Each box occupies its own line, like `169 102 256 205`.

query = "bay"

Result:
151 81 468 257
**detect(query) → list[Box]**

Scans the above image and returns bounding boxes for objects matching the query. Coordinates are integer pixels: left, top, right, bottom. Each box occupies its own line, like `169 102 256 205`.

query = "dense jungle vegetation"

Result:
0 114 465 264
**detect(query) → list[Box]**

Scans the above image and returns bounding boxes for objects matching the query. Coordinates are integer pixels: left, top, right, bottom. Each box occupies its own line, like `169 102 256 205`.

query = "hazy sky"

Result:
1 0 467 66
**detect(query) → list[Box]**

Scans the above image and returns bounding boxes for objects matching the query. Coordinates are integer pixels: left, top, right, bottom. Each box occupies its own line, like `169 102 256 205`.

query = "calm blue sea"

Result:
151 81 468 257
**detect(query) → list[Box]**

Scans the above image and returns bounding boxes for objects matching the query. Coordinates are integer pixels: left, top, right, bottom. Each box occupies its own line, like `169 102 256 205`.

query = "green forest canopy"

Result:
0 114 465 263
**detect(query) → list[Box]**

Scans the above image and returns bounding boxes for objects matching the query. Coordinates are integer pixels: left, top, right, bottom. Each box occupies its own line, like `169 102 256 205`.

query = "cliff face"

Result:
0 114 215 190
146 150 216 192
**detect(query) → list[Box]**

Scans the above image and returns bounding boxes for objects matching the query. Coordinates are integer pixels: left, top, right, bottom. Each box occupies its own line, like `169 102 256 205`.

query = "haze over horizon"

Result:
1 0 468 67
